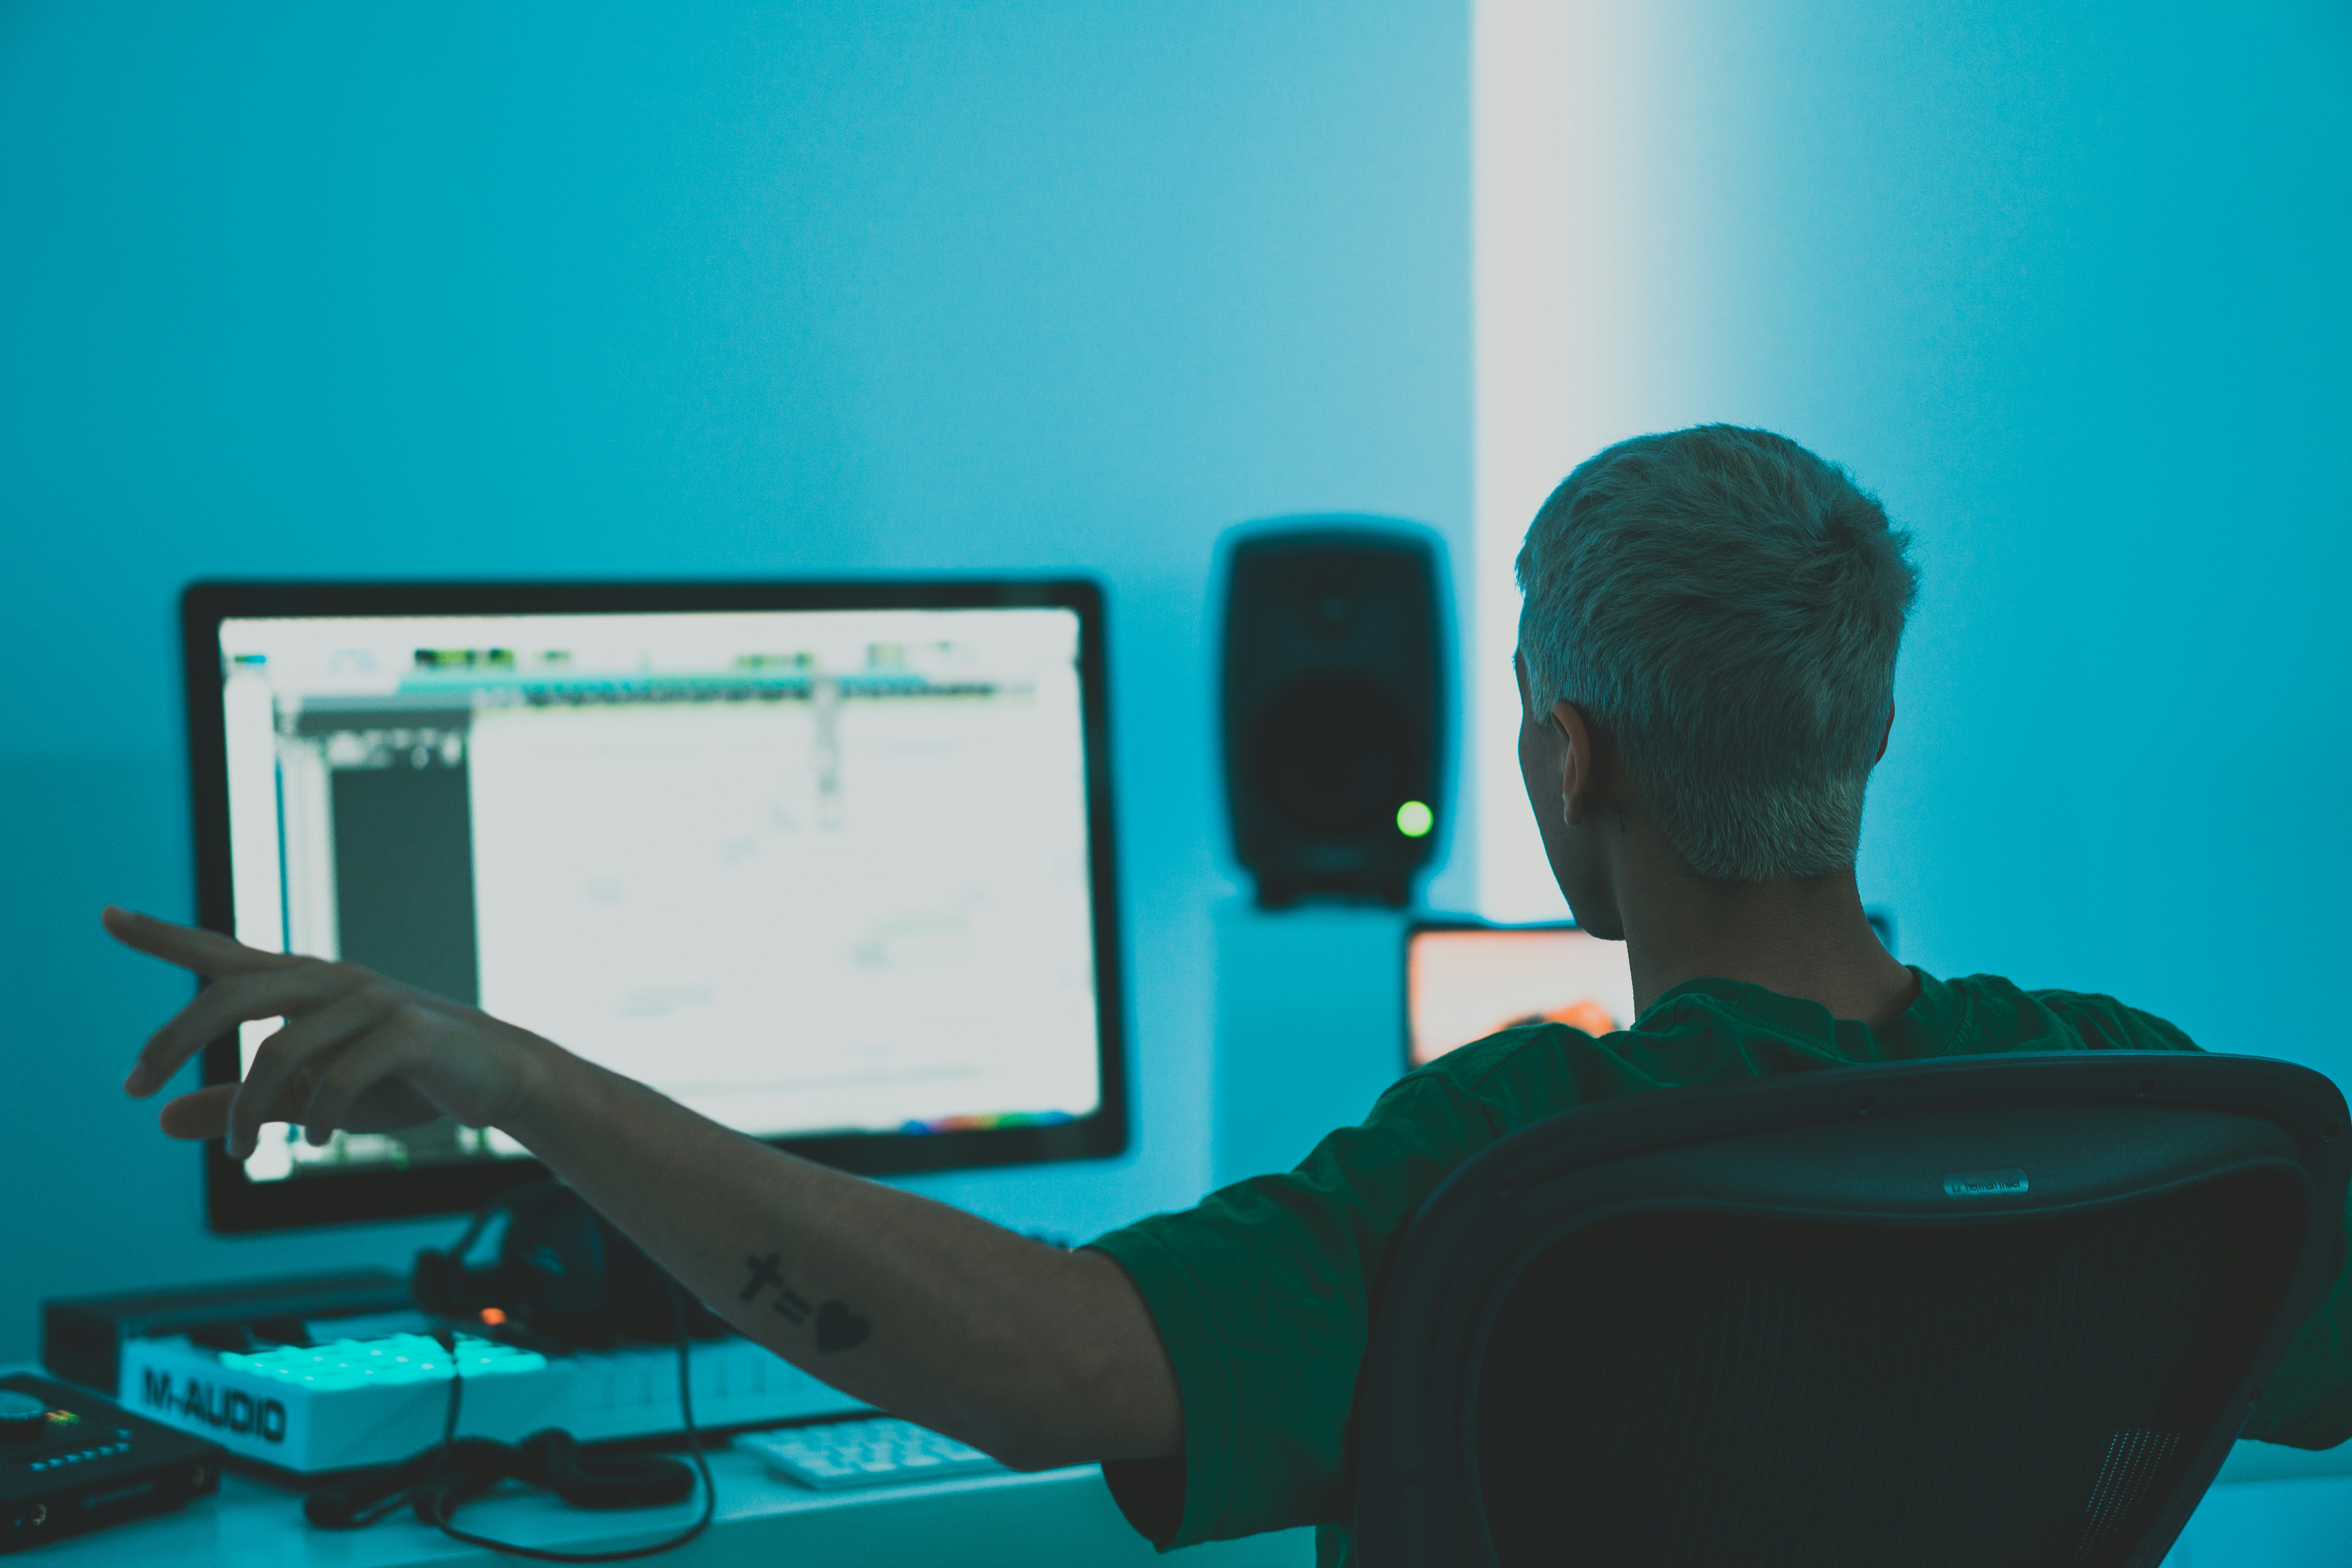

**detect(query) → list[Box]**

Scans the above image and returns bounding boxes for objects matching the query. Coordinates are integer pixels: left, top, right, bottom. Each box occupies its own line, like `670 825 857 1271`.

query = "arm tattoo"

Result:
739 1249 869 1353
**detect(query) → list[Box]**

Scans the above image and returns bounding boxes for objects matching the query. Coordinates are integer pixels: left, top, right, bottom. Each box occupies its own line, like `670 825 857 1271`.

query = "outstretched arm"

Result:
106 907 1181 1473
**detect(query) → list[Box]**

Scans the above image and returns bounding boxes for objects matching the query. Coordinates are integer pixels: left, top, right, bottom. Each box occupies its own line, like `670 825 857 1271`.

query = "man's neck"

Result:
1611 824 1916 1025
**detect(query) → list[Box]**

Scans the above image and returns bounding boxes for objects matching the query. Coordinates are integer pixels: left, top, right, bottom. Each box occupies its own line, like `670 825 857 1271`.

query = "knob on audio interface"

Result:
0 1390 51 1442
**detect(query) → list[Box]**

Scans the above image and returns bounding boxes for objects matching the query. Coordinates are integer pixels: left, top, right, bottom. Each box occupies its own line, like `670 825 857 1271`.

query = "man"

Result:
108 426 2351 1562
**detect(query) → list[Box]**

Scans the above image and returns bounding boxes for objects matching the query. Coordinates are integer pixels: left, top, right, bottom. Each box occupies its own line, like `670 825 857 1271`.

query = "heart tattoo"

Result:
814 1299 871 1355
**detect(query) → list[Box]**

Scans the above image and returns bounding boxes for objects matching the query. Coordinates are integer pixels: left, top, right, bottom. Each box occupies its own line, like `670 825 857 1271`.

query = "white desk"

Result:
26 1442 1315 1566
1 1359 1310 1568
15 1344 2348 1568
33 1442 2352 1568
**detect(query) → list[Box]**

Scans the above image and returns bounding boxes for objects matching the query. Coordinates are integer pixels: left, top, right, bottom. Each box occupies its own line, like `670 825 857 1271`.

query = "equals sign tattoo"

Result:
773 1289 811 1326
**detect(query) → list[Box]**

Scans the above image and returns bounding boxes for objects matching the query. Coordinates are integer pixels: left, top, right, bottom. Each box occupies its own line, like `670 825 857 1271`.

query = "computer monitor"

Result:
1404 920 1637 1070
1405 912 1898 1069
181 581 1127 1233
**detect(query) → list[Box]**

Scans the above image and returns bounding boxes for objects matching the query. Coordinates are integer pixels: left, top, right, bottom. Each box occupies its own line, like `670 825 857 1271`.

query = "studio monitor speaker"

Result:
1221 521 1447 909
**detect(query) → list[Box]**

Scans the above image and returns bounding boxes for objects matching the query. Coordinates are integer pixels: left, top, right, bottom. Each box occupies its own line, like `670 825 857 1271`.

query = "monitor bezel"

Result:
183 578 1130 1234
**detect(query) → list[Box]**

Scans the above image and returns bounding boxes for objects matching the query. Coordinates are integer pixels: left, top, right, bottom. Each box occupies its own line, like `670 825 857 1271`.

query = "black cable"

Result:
413 1292 716 1563
442 1204 498 1270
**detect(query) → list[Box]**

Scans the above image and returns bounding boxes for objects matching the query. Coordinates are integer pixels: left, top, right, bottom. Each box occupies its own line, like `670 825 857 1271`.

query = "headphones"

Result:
304 1429 694 1528
307 1182 722 1560
410 1180 691 1343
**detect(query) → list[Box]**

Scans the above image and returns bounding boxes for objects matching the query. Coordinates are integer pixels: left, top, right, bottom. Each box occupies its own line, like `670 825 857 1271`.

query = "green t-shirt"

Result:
1086 969 2352 1564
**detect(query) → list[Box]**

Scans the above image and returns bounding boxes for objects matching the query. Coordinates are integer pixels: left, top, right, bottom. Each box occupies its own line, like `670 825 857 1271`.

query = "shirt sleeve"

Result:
2025 988 2203 1055
2031 987 2352 1449
1083 1065 1515 1548
2244 1203 2352 1449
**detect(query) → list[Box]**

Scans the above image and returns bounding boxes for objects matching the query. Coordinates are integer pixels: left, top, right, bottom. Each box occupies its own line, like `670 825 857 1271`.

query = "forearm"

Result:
499 1040 1179 1471
99 909 1175 1467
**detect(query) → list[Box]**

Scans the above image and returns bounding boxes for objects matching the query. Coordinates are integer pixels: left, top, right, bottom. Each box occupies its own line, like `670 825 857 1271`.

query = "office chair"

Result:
1351 1052 2348 1568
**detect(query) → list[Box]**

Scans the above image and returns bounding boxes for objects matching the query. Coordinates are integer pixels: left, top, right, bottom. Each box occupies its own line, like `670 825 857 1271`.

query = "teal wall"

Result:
1502 1 2351 1084
1835 0 2352 1076
0 0 1473 1360
4 8 2348 1496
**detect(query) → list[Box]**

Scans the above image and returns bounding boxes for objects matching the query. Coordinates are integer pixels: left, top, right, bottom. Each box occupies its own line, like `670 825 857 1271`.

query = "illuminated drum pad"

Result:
219 1333 546 1390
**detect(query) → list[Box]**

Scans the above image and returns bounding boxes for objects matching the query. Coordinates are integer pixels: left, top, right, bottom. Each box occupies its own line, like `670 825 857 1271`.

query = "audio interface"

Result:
0 1372 224 1553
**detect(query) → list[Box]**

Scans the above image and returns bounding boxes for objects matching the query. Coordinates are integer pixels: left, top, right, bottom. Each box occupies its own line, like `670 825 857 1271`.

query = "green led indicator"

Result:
1396 800 1434 838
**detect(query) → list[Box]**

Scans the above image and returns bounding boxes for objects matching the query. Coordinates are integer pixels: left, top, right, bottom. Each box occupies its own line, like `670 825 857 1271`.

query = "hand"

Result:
105 907 555 1158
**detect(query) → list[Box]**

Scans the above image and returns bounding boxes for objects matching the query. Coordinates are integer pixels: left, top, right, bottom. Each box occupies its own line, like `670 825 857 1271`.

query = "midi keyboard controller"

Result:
119 1327 868 1474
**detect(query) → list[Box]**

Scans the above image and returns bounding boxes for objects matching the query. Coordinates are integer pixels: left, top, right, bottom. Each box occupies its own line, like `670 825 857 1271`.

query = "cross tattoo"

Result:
741 1252 786 1303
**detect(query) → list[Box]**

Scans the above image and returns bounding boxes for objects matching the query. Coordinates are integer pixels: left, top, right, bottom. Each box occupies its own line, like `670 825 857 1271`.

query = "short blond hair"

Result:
1515 426 1918 882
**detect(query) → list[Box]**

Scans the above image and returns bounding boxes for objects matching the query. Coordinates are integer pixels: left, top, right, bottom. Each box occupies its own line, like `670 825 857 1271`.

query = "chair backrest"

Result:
1351 1052 2348 1568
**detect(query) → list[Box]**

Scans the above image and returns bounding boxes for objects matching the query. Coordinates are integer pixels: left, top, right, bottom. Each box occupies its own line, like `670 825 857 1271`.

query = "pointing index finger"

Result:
102 907 304 978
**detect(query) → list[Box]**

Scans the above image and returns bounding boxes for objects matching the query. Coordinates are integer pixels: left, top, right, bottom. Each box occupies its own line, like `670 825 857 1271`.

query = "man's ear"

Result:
1875 702 1895 766
1550 701 1597 828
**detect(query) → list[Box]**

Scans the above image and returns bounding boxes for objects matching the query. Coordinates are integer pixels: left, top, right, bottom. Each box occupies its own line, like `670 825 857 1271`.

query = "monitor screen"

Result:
1405 921 1637 1069
182 581 1126 1231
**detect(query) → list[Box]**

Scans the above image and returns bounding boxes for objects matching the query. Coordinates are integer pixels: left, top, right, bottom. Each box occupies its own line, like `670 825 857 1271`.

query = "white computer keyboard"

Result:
737 1417 1001 1490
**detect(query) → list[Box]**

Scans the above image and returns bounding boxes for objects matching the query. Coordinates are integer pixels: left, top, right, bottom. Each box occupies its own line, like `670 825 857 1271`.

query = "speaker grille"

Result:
1220 523 1444 907
1251 672 1414 842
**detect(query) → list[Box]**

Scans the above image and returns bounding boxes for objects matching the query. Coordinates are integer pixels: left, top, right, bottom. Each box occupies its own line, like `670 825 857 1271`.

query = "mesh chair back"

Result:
1353 1053 2348 1568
